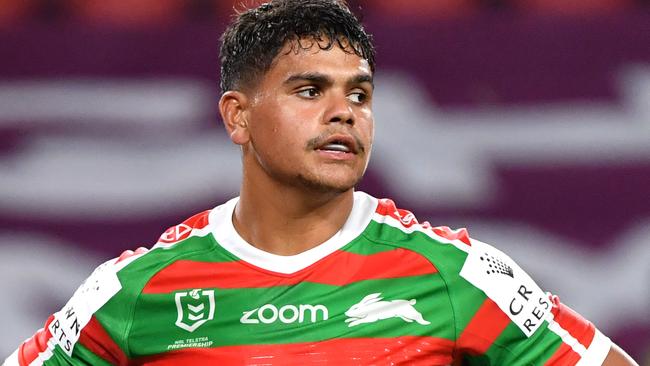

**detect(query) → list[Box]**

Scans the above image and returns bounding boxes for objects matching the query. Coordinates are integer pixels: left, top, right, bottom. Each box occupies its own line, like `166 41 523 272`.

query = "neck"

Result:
233 171 355 256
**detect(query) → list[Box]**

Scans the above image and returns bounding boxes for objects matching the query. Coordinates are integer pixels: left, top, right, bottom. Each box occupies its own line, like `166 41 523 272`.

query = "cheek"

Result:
250 100 286 138
359 113 374 140
267 104 320 141
251 115 306 158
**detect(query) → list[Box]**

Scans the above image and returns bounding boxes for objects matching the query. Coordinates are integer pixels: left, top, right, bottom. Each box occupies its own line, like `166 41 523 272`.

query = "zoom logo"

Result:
240 304 329 324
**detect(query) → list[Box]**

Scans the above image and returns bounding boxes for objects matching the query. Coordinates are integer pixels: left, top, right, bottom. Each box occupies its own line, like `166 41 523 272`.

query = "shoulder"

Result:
363 196 552 330
70 205 226 311
14 207 227 363
74 207 221 300
154 209 213 247
361 196 472 268
114 206 225 288
356 195 614 362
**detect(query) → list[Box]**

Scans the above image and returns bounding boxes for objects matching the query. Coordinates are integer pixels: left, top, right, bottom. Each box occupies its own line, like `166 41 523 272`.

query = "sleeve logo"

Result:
481 253 514 278
49 260 122 356
460 239 551 337
175 289 215 332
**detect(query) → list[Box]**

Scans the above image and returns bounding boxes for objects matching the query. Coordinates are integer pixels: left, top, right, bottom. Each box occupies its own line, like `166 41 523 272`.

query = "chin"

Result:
295 173 359 194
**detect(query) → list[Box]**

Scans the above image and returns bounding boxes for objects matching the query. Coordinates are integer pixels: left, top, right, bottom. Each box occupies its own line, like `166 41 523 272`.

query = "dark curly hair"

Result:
219 0 375 93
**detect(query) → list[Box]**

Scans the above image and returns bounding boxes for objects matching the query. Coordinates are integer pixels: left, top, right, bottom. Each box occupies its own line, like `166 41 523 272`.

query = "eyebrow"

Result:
283 72 374 89
351 74 374 89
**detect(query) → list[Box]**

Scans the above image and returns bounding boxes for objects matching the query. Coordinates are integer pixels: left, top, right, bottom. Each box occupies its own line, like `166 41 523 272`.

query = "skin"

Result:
604 344 639 366
218 38 638 366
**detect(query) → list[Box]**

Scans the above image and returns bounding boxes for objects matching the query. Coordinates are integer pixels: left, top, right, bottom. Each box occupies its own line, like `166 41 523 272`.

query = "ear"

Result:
219 90 250 146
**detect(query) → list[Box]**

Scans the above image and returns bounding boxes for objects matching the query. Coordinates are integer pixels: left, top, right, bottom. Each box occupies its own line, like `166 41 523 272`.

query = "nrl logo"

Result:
174 289 215 332
345 293 430 327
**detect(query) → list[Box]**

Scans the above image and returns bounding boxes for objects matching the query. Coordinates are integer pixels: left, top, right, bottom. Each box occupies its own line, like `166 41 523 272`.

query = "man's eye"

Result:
347 92 366 104
297 88 319 98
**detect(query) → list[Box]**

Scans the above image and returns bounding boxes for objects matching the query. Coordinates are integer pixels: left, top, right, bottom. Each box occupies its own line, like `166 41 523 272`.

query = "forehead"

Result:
263 39 372 83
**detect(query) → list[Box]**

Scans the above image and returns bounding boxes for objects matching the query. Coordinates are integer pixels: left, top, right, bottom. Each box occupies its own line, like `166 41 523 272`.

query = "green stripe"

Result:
128 274 454 356
487 321 563 365
361 221 469 269
339 237 395 255
44 342 113 366
72 343 113 366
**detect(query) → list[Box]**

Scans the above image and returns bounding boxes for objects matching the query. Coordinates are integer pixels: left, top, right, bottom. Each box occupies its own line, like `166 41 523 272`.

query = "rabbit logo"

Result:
344 293 430 327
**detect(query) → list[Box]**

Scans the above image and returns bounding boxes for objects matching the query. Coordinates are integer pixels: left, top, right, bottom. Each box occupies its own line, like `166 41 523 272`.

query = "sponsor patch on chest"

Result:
240 303 329 324
460 239 551 337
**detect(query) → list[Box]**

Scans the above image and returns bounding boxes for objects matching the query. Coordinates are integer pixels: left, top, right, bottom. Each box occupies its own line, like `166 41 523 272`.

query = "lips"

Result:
315 134 358 154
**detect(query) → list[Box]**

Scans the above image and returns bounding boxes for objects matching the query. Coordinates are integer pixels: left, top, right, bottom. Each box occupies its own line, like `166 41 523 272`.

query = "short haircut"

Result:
219 0 375 93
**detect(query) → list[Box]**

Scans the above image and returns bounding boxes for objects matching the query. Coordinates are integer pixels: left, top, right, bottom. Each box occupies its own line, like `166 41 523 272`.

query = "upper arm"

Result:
2 250 147 366
602 344 639 366
446 235 615 365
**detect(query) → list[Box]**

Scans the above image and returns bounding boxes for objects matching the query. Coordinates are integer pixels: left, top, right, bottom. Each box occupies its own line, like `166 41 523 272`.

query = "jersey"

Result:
4 192 611 365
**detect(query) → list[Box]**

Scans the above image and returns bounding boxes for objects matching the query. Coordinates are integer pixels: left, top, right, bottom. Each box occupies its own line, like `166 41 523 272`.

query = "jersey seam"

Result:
121 239 219 358
494 322 553 365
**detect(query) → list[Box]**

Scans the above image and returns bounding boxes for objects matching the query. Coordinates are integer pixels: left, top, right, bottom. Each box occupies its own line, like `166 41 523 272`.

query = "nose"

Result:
325 94 355 126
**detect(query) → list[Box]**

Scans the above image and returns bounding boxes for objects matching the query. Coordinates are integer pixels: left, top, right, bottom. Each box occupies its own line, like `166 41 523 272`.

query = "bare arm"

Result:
603 343 639 366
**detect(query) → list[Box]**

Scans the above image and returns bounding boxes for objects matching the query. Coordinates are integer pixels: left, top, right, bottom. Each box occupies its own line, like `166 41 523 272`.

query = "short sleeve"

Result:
448 237 611 365
3 249 148 366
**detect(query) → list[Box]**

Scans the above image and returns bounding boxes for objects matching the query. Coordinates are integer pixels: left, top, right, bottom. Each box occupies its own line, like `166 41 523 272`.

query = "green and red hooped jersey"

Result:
5 192 611 366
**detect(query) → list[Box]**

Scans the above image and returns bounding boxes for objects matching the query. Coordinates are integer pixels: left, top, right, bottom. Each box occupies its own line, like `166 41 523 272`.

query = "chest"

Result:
127 263 455 365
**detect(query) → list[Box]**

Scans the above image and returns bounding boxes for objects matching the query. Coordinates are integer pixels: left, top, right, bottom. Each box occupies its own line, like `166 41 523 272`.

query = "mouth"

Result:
315 134 358 154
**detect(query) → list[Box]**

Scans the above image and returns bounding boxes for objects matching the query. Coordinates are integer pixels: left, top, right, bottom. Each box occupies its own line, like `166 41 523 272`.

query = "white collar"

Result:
209 191 378 274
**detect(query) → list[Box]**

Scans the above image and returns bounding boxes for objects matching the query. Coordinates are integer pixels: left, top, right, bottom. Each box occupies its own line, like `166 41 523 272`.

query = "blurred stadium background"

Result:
1 0 649 362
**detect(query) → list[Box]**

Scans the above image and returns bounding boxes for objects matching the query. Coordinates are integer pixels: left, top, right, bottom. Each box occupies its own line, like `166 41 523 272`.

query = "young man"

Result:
3 1 639 365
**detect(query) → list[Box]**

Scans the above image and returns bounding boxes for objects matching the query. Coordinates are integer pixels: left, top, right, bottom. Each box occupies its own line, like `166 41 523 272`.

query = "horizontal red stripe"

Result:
133 336 454 365
78 316 129 366
544 343 582 366
549 295 596 349
456 298 511 355
19 315 55 366
143 248 437 293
